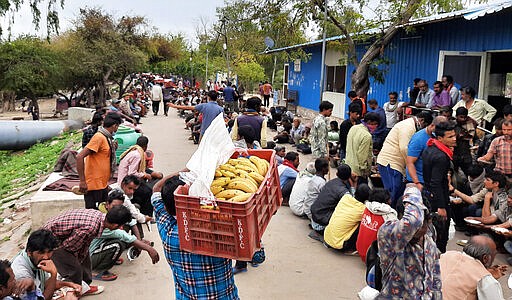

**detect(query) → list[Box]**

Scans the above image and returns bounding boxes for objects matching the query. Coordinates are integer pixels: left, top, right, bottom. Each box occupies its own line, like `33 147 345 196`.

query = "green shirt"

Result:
345 124 373 177
90 228 137 252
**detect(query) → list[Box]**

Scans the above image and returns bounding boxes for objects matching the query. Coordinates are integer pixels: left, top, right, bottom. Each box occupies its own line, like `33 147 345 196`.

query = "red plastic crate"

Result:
174 149 283 260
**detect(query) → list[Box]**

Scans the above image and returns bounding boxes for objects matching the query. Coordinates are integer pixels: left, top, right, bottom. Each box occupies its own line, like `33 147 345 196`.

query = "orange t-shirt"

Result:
85 133 111 190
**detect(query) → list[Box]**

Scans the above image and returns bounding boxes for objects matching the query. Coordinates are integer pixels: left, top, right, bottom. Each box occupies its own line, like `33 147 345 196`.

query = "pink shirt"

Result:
117 150 145 185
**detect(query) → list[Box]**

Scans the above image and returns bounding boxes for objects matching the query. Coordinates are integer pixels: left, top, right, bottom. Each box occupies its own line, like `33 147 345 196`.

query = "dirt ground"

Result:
1 100 512 299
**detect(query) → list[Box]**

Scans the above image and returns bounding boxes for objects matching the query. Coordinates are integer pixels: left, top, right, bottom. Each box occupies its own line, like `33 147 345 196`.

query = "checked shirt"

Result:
43 209 105 263
152 192 239 300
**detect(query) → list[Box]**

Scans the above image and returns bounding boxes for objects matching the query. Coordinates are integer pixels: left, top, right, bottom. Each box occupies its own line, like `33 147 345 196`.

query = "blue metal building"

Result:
268 2 512 119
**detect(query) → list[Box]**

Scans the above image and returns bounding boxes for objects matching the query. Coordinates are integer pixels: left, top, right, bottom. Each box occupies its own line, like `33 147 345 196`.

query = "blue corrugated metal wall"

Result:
288 46 323 111
288 8 512 114
349 9 512 109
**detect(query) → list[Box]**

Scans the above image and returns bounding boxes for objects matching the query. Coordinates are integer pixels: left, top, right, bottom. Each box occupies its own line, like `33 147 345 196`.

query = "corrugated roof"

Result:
264 0 512 54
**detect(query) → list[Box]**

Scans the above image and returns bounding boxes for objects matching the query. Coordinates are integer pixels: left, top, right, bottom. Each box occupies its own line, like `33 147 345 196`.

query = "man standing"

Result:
452 86 497 126
422 120 457 253
346 113 381 182
43 206 131 294
406 116 446 189
416 80 435 108
222 82 238 113
431 81 451 110
440 235 504 300
347 90 366 115
478 120 512 179
367 99 386 150
150 82 163 116
262 81 272 107
77 113 122 209
310 101 333 159
339 103 362 160
377 111 433 207
168 90 224 140
377 186 442 299
453 107 478 174
442 75 460 106
383 91 404 130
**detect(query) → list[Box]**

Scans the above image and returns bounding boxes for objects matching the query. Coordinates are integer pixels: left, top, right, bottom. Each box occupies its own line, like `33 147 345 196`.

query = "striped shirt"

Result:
488 136 512 175
152 193 239 300
43 209 105 262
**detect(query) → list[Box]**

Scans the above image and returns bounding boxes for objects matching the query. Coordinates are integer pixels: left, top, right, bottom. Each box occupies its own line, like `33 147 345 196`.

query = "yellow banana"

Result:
220 170 236 178
248 171 264 184
227 180 257 193
227 158 239 166
239 172 259 187
230 193 253 203
237 158 259 172
215 170 223 177
220 164 237 173
237 164 258 173
210 185 224 195
262 159 270 174
211 177 231 187
215 189 246 199
249 156 266 176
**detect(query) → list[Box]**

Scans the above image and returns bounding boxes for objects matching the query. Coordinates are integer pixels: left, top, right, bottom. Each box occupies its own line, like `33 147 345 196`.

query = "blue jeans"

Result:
378 164 405 208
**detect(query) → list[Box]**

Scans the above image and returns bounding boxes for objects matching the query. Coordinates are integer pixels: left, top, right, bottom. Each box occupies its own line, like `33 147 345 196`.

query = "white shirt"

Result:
383 101 404 129
289 171 314 216
150 84 163 101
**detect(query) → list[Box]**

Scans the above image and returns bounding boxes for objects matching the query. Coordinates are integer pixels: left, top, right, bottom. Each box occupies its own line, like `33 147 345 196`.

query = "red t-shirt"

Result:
356 208 385 262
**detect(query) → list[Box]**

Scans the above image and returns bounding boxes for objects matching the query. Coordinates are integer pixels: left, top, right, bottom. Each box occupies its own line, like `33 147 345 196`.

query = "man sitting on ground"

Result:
464 171 508 225
440 235 505 300
304 158 330 233
11 230 81 300
310 164 353 228
323 184 370 252
289 162 316 217
117 175 153 235
277 151 300 204
90 190 159 282
152 173 239 299
43 206 132 295
355 189 397 263
0 260 16 300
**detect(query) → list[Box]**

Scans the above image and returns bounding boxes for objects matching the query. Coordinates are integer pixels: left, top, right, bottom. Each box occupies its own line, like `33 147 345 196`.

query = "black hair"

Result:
503 104 512 116
91 112 103 125
367 99 378 105
413 78 422 84
330 120 339 131
455 107 469 116
433 81 443 88
162 175 186 216
348 91 357 98
388 91 398 99
122 174 141 186
319 101 334 112
336 164 351 180
363 112 380 124
467 165 484 178
354 184 371 203
417 111 434 126
314 158 329 172
348 102 363 115
0 260 11 288
26 229 59 253
284 151 298 162
103 112 122 128
105 205 132 225
136 136 149 148
486 170 508 188
207 90 218 101
442 75 454 84
494 118 504 130
434 120 456 137
369 188 391 204
107 189 125 204
238 125 256 144
246 97 262 110
460 86 476 98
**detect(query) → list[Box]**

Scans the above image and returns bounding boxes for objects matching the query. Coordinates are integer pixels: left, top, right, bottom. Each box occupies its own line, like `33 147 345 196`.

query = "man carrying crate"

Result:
152 173 239 299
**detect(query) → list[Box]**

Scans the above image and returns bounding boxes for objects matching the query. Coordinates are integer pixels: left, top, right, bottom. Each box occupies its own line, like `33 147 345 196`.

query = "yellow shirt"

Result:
376 118 417 175
324 194 366 249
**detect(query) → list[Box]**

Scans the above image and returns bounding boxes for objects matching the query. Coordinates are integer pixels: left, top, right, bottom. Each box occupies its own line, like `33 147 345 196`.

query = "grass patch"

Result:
0 131 81 202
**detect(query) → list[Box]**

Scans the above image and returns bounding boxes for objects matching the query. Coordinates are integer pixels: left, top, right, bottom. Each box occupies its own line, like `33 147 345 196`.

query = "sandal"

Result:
92 271 118 281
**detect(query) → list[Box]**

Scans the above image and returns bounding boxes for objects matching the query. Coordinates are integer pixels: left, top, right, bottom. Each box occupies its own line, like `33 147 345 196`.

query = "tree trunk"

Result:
0 91 16 113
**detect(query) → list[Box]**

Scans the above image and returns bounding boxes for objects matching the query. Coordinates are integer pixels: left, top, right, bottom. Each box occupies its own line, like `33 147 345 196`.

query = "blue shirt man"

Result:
195 101 224 136
223 85 235 102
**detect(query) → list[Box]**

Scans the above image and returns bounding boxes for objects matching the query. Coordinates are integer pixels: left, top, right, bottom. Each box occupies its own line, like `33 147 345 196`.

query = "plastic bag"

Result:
184 113 235 199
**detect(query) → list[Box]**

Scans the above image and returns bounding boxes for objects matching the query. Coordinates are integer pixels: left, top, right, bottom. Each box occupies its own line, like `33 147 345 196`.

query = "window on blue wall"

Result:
326 65 346 93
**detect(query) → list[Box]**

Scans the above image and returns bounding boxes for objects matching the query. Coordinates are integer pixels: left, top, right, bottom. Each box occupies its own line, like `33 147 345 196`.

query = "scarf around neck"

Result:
119 145 146 173
282 159 298 172
427 138 453 160
98 126 117 177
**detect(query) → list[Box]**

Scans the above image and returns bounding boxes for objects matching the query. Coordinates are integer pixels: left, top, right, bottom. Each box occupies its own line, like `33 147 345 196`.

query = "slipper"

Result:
250 262 260 268
115 258 124 265
71 186 84 195
92 271 117 281
83 285 104 296
456 239 468 247
232 267 247 275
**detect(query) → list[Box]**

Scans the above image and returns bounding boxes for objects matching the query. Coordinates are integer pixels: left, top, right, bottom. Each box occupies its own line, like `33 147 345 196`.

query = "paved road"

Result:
98 111 512 299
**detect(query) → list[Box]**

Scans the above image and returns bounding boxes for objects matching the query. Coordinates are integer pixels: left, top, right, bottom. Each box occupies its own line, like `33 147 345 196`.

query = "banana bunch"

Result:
210 156 270 203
